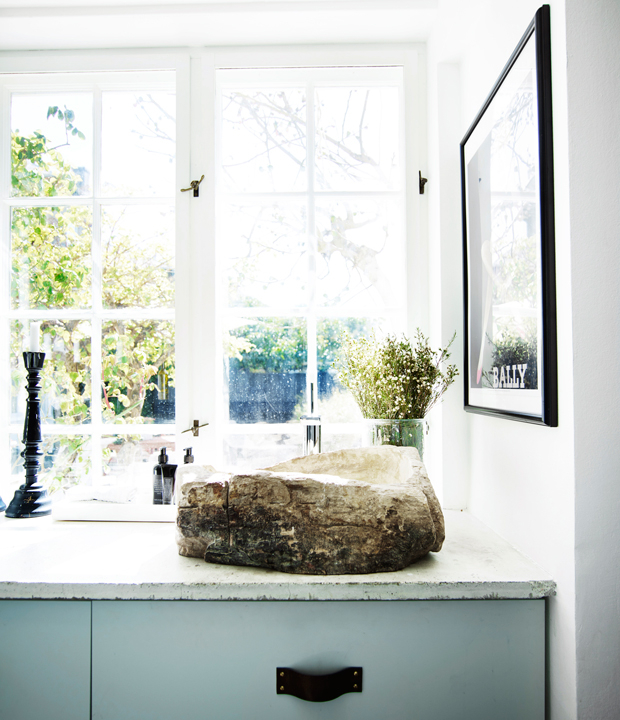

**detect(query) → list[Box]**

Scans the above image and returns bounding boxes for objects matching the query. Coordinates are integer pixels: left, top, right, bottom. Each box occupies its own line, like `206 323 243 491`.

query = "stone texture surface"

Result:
176 446 445 575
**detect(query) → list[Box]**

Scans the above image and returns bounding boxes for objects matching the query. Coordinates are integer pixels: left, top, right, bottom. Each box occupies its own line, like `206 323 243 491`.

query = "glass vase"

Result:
364 418 426 460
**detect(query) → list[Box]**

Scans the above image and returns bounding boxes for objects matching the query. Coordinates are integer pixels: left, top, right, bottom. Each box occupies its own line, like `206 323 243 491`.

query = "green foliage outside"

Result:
10 108 175 493
227 318 307 374
226 317 369 374
226 317 371 424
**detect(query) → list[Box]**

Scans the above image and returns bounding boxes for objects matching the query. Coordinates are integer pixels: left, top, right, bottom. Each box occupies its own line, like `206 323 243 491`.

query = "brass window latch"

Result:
181 174 204 197
182 420 209 437
419 170 428 194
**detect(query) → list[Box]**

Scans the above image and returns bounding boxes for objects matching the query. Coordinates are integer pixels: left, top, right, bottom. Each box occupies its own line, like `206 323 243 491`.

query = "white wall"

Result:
427 1 578 718
564 1 620 718
426 59 470 509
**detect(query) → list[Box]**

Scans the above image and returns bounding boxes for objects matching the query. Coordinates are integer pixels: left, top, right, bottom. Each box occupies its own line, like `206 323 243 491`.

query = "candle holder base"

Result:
5 483 51 518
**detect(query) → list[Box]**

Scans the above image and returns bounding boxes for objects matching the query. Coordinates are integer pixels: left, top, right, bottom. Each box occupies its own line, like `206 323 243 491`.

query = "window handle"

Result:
181 175 204 197
419 170 428 194
182 419 209 437
276 667 362 702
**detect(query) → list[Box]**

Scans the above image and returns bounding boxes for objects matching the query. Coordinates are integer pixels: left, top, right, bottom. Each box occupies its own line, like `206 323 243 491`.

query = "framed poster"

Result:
461 4 557 426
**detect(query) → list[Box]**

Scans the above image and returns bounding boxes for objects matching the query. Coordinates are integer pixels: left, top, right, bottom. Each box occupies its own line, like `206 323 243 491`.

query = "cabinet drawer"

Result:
92 599 544 720
0 600 91 720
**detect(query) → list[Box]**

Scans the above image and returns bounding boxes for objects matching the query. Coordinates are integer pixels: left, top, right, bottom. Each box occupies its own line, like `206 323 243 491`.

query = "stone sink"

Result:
176 446 445 575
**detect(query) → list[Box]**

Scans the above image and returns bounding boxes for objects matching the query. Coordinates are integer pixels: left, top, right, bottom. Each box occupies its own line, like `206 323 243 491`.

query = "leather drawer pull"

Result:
276 666 362 702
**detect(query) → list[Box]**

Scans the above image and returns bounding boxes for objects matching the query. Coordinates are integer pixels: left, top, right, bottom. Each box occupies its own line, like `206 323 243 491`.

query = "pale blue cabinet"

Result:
91 600 545 720
0 599 545 720
0 600 91 720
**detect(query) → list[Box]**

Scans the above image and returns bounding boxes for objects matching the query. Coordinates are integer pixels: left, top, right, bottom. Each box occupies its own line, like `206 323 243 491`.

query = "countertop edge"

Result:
0 579 557 601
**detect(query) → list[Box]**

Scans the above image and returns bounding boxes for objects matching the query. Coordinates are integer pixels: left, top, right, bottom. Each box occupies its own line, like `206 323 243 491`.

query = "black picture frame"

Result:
461 4 557 426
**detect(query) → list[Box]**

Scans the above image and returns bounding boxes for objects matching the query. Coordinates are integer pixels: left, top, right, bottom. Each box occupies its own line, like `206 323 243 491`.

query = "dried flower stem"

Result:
336 329 458 419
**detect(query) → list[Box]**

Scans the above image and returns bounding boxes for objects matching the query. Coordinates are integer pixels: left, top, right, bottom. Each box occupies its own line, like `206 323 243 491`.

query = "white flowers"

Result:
337 329 458 419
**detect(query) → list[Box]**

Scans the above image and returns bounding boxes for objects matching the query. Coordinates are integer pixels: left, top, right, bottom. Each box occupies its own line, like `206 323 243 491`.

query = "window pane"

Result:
321 432 363 453
10 433 92 495
315 199 404 310
11 206 92 310
11 319 91 426
101 91 176 197
221 202 307 308
216 68 406 468
102 433 175 503
225 317 307 424
102 320 175 424
11 92 92 197
220 87 306 193
315 86 400 191
224 431 303 471
4 73 177 499
314 317 369 423
102 205 174 309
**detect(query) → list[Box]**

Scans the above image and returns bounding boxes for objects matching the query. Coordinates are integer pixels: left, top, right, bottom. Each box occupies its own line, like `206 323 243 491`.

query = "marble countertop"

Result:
0 509 555 601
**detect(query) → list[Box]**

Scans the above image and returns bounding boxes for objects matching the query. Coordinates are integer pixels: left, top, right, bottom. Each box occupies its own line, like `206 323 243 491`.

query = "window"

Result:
0 50 417 504
2 71 176 500
217 67 407 469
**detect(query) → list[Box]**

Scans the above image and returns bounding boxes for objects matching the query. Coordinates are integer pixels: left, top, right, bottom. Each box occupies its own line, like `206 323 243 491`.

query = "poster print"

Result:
461 5 557 425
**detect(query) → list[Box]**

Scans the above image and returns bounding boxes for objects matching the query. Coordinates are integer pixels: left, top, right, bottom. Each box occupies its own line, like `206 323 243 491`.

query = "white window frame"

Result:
2 69 178 479
215 64 407 464
196 45 425 467
0 52 190 503
0 44 425 497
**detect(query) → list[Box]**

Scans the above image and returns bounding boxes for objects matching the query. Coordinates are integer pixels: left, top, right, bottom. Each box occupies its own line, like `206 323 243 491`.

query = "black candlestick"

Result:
5 352 51 518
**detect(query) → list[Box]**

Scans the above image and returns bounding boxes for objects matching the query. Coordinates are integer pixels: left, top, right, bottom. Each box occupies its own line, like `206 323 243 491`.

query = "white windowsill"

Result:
52 501 176 523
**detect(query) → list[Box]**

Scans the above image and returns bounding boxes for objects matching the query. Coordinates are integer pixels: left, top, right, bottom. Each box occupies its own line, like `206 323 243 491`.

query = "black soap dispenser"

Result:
153 447 178 505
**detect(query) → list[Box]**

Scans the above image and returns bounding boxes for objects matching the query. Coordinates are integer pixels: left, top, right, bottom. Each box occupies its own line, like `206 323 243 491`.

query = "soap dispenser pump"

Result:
153 447 178 505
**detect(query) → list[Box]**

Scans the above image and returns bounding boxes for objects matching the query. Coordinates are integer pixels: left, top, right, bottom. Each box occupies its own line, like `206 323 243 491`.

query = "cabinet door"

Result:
0 600 91 720
92 599 544 720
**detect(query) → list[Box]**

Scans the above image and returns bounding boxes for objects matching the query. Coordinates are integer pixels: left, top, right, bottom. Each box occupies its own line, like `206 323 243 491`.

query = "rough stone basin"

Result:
176 446 445 575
